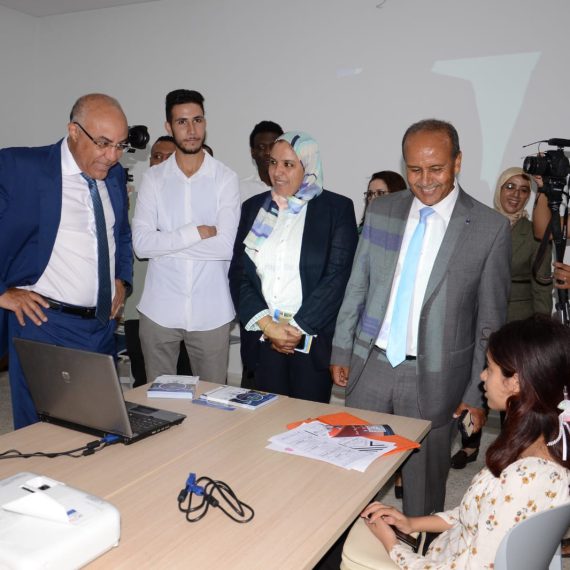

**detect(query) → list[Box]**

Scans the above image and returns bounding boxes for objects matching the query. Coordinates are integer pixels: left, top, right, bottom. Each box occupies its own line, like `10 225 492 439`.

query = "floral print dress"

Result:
390 457 570 569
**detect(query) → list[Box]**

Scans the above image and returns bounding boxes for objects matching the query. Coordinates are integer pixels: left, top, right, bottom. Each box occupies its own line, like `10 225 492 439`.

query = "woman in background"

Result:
451 167 553 469
495 167 553 320
359 171 407 231
359 315 570 569
229 132 358 403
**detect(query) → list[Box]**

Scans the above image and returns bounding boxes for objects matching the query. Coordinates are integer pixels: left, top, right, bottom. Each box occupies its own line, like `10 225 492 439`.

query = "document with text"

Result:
267 420 396 471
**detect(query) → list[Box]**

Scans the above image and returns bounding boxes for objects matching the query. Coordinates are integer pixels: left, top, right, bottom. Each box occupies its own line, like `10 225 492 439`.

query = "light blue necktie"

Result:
81 173 112 324
386 206 434 367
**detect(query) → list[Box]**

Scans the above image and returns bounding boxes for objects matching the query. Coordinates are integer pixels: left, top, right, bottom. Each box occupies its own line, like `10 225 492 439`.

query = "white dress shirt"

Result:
240 171 271 203
245 206 306 330
133 151 240 331
377 184 459 356
25 138 116 306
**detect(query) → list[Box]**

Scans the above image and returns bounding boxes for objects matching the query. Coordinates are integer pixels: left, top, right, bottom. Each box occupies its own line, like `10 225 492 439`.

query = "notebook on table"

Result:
14 339 186 445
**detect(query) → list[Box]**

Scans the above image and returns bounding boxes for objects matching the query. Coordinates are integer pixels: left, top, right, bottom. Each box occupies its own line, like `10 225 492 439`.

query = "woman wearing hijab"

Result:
451 167 553 470
229 132 358 402
494 167 553 320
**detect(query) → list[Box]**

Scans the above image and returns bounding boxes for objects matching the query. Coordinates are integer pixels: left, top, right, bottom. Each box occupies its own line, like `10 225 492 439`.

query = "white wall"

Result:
1 0 567 369
0 6 39 147
1 0 568 217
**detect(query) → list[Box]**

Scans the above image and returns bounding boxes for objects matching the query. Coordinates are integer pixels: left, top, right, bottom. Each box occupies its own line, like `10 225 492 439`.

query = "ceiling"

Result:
0 0 157 17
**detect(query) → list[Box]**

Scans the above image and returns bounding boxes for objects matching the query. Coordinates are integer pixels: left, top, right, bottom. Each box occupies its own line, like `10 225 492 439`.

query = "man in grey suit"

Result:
330 119 511 517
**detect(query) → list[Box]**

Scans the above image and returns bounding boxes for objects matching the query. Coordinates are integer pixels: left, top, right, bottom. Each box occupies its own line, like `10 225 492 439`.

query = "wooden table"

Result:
0 383 430 569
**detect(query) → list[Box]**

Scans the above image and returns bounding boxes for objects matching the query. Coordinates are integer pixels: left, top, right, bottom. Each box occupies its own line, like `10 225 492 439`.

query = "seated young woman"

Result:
361 314 570 568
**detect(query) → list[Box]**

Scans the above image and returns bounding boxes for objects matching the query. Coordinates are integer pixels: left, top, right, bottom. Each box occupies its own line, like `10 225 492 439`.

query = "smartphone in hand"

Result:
390 525 420 552
458 409 475 439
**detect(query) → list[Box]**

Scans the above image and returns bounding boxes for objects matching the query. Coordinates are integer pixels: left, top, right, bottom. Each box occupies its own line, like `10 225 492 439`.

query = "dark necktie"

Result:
81 173 112 324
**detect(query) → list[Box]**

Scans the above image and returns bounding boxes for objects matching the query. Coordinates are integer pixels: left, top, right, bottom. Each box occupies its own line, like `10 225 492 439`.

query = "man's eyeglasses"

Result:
74 122 132 153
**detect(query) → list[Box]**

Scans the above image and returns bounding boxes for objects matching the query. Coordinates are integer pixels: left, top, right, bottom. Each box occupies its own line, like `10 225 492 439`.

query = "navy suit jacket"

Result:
229 189 358 369
0 140 133 352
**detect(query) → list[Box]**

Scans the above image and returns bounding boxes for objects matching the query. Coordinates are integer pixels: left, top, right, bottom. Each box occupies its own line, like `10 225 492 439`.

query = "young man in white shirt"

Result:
133 89 240 384
239 120 283 203
237 120 284 387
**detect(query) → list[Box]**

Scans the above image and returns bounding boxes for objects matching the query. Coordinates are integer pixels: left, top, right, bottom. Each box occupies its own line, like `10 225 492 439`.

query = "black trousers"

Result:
254 337 332 403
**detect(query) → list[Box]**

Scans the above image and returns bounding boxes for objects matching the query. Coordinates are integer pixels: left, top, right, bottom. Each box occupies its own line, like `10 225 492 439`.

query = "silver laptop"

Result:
14 339 186 444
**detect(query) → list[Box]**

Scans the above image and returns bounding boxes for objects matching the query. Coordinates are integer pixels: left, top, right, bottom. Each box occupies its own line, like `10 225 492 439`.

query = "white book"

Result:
147 375 199 400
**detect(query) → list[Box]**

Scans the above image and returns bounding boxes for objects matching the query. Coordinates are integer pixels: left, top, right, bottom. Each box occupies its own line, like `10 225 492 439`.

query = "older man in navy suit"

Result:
0 93 133 429
331 119 511 517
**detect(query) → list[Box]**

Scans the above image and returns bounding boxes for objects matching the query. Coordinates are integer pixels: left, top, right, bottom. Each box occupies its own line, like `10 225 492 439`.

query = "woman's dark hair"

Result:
369 170 407 193
359 170 407 227
486 315 570 476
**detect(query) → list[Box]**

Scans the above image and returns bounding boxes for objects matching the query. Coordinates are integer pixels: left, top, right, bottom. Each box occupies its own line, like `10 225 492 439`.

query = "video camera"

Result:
523 139 570 180
524 139 570 207
523 138 570 325
126 125 150 153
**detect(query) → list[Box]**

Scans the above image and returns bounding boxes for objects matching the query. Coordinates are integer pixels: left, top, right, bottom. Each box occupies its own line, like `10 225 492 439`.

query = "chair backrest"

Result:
494 502 570 570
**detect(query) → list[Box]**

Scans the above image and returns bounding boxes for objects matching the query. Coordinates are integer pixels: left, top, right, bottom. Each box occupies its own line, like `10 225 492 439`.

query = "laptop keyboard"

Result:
128 412 169 434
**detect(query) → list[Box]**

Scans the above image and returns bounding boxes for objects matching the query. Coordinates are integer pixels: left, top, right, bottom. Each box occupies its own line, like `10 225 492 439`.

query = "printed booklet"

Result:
147 375 199 399
201 386 278 410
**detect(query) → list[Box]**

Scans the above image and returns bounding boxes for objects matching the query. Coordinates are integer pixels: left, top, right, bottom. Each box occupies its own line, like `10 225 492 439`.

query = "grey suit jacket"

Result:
331 187 511 427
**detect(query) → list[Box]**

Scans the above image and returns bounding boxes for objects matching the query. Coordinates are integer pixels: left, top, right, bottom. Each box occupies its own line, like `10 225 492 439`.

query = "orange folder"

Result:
287 411 420 456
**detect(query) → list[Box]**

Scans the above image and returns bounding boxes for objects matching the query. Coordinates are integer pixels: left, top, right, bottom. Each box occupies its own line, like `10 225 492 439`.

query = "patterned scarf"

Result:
243 131 323 253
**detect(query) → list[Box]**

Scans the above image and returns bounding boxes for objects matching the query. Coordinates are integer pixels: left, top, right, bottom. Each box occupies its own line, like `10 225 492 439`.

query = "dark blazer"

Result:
331 188 512 427
229 189 358 369
0 140 132 352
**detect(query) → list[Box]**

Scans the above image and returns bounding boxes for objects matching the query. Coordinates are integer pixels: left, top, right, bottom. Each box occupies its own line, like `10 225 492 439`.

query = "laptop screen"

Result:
13 338 184 444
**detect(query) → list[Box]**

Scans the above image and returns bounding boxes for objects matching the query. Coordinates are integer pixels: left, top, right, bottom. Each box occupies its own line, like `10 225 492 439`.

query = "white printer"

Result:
0 472 120 569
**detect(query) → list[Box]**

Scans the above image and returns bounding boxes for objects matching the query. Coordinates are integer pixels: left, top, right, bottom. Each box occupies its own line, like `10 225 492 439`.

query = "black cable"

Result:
0 434 121 459
177 473 254 523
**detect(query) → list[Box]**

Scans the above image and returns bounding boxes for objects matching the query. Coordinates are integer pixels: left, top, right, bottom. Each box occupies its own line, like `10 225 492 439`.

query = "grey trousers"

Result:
139 312 230 384
347 347 455 517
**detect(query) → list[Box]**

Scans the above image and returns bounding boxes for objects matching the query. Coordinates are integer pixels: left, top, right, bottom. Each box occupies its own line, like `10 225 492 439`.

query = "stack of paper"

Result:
267 420 397 472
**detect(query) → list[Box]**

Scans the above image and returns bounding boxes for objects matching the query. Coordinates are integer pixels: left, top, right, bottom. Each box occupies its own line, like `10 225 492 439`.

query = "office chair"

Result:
340 517 423 570
493 502 570 570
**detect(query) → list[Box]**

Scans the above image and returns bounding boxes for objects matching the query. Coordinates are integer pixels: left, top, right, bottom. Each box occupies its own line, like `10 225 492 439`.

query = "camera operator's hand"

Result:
554 261 570 290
